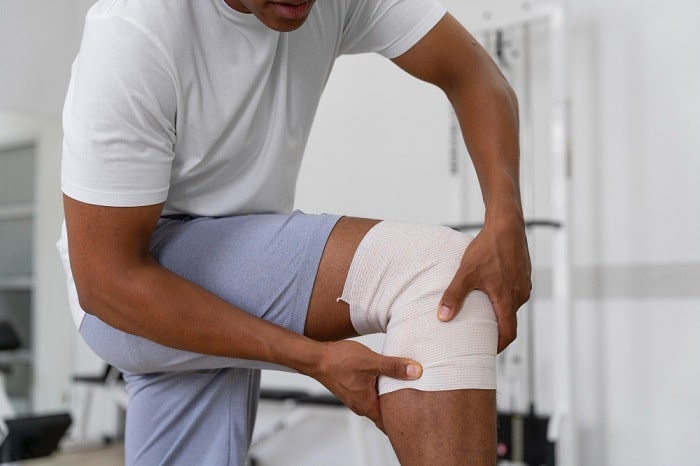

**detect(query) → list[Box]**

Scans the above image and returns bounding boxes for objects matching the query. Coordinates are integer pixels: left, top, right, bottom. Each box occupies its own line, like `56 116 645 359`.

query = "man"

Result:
59 0 531 464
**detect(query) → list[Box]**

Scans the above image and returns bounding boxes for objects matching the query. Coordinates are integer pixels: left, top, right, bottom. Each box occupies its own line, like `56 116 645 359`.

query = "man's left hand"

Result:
438 215 532 353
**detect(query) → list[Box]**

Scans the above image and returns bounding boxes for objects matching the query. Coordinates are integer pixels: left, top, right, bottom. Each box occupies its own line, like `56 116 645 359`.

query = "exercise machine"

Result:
0 321 72 464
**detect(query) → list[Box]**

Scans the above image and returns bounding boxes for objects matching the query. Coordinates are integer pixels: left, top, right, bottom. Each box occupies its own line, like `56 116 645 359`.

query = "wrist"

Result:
484 196 525 229
269 333 327 376
481 172 524 218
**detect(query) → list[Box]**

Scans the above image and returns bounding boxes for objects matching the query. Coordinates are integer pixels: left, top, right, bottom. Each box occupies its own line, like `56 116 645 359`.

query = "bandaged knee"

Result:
338 221 497 395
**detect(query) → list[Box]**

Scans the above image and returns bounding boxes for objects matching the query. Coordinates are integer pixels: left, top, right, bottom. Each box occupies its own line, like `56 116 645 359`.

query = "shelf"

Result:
0 204 34 221
0 275 33 291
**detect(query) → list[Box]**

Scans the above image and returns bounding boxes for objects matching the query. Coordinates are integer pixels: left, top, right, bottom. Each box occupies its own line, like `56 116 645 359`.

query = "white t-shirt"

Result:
62 0 446 216
59 0 446 327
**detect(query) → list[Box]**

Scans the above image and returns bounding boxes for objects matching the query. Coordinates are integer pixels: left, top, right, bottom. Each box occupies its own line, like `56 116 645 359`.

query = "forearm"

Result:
447 65 524 224
78 257 322 374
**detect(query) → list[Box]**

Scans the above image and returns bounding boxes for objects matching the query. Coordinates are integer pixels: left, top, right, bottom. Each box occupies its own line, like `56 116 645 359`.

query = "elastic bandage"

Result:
339 221 497 395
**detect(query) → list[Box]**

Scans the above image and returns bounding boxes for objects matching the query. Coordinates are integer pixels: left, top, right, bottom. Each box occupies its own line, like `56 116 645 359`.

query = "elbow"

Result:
444 59 520 122
73 275 108 319
483 60 519 120
71 259 155 332
72 262 130 323
500 76 519 118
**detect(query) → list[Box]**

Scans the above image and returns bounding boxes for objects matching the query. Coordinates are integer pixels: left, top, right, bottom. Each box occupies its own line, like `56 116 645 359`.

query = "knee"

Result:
339 221 495 332
338 221 498 394
379 287 497 394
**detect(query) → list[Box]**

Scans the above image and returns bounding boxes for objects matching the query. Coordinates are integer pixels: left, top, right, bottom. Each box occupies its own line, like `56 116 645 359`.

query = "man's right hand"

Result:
307 339 422 432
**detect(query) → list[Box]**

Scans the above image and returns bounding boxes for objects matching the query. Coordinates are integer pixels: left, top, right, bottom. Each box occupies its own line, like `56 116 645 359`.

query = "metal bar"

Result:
548 4 576 466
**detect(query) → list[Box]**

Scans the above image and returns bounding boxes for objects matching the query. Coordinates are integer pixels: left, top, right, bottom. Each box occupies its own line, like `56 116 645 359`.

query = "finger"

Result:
438 267 475 322
376 355 423 380
494 302 518 353
344 393 384 432
368 404 385 433
344 381 385 432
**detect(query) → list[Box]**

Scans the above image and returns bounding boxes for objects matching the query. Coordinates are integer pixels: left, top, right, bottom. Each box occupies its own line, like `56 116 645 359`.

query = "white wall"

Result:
565 1 700 464
569 0 700 267
296 53 457 225
0 0 96 116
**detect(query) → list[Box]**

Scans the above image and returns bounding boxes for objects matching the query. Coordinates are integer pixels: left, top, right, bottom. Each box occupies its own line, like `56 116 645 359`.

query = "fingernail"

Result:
438 305 452 321
406 364 421 379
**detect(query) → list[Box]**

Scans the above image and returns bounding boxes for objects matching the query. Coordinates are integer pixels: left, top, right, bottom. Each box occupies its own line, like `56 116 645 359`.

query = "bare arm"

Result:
64 196 318 363
63 195 419 428
392 13 532 352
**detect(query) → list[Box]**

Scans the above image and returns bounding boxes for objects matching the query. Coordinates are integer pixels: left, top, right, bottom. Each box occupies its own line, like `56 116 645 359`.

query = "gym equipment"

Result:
0 321 72 464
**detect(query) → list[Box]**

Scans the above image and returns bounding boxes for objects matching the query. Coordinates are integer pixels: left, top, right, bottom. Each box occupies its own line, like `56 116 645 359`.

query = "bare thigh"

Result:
303 216 380 341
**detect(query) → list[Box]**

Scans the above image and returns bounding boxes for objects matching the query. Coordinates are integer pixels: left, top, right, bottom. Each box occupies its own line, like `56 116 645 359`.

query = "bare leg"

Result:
304 217 497 465
304 216 378 341
381 389 496 466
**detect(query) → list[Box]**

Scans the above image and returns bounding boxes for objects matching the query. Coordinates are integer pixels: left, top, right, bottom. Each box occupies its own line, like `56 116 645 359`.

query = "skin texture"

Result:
65 9 530 465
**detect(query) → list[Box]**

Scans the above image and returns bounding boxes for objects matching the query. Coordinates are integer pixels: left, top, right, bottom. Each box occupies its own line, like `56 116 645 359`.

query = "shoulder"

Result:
84 0 209 53
323 0 445 57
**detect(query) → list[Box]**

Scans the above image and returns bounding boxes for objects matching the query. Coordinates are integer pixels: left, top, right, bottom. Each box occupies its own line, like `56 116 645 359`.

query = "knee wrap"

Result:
339 221 497 395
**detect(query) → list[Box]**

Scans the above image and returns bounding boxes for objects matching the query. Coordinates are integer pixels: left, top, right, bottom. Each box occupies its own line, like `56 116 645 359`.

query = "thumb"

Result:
376 355 423 381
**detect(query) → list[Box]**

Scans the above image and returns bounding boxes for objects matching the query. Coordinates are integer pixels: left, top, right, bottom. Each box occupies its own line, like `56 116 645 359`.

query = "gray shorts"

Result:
79 211 341 466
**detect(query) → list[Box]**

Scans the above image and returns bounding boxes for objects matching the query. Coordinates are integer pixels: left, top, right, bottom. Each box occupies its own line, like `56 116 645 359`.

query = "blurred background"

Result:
0 0 698 465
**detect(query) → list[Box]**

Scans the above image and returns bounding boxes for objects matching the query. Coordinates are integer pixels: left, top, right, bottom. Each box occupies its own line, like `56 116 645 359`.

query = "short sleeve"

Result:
338 0 446 59
61 14 177 207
